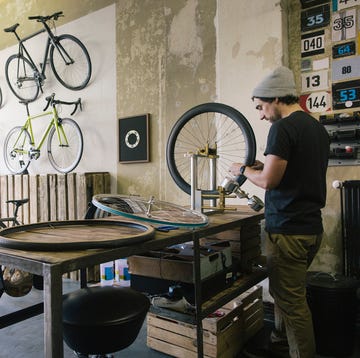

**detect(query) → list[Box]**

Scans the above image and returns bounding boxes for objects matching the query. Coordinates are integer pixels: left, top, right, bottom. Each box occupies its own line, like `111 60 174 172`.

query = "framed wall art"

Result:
119 114 150 163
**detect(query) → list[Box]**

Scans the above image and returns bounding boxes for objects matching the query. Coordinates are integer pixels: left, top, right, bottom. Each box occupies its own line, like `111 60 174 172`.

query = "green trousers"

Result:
266 233 323 358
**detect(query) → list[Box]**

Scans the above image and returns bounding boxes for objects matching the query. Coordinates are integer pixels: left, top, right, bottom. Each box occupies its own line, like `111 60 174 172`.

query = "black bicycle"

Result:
4 11 92 102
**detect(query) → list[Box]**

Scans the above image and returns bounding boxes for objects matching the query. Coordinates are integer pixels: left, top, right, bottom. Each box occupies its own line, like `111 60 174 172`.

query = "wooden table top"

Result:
0 206 264 272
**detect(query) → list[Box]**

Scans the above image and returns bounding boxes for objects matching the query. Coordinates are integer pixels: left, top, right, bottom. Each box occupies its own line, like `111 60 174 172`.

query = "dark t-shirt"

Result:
264 111 330 234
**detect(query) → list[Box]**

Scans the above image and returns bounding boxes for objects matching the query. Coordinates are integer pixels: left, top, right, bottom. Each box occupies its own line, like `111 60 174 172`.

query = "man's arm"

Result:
230 154 287 190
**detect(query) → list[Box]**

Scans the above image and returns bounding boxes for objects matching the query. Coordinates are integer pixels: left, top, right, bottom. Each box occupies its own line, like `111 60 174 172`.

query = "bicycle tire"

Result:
84 202 111 220
47 118 83 173
166 102 257 195
92 194 209 228
50 34 92 91
4 126 31 174
5 54 40 102
0 86 2 108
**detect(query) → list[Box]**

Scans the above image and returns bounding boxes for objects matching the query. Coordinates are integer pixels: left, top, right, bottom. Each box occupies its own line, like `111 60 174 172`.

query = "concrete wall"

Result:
116 0 217 202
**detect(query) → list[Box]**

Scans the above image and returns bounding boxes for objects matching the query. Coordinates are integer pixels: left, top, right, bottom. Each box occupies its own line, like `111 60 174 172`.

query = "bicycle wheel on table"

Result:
47 118 83 173
50 34 92 91
4 126 31 174
166 102 256 195
92 194 208 228
5 54 40 102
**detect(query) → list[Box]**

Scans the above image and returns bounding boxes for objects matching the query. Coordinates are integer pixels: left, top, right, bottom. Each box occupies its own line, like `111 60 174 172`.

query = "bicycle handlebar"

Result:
44 93 82 116
28 11 64 23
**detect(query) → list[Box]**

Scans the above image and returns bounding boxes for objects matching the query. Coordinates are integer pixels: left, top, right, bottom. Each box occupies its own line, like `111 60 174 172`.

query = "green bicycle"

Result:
4 93 83 174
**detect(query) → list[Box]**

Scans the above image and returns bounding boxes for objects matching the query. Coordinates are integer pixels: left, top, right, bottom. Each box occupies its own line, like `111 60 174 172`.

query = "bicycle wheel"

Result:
5 54 40 102
92 194 209 228
4 126 31 174
166 102 256 195
0 86 3 108
47 118 83 173
50 34 92 91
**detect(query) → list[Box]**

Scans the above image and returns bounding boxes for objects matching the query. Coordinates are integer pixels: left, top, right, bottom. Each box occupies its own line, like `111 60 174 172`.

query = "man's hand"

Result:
229 163 244 176
229 160 263 176
229 155 286 190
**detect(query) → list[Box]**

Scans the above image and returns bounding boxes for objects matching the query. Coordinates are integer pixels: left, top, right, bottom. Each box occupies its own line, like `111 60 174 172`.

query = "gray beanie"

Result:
252 66 297 98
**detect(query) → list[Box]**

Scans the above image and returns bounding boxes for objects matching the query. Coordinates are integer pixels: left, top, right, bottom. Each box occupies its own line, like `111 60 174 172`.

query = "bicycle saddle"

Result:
6 198 29 205
4 23 19 33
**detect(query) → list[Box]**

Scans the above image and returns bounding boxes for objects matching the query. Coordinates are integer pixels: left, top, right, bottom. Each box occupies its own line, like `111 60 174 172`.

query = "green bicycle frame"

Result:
14 106 69 156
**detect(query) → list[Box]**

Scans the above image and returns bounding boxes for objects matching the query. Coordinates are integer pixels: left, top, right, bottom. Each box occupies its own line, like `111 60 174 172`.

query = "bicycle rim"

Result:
5 54 39 102
92 194 208 228
4 126 31 174
50 34 92 90
166 102 256 195
47 118 83 173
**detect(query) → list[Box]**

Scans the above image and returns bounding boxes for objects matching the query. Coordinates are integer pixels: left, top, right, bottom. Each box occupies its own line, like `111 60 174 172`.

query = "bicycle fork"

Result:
54 118 70 147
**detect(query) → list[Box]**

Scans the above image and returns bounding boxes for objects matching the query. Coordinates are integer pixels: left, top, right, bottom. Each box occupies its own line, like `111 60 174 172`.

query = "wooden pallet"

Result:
0 172 110 223
147 285 264 358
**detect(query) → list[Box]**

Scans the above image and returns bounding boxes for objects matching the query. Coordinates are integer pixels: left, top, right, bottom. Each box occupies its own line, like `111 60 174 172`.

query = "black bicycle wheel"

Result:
50 34 92 91
5 54 39 102
0 86 3 108
47 118 83 173
166 102 256 195
4 126 31 174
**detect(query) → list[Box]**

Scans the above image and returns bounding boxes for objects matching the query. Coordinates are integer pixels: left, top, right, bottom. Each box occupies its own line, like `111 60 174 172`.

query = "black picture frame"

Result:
119 114 150 163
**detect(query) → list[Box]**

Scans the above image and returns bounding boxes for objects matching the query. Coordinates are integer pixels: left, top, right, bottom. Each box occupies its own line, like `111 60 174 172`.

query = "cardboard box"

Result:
147 285 264 358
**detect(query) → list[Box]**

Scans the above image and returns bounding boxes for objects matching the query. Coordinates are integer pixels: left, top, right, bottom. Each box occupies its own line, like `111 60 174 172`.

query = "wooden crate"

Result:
207 222 263 273
147 285 264 358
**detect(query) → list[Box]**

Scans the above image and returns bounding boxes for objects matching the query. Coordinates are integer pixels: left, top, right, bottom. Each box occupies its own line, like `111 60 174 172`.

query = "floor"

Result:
0 278 359 358
0 279 169 358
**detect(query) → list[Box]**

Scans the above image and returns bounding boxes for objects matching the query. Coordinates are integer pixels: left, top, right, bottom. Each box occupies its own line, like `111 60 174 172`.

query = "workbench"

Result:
0 207 266 358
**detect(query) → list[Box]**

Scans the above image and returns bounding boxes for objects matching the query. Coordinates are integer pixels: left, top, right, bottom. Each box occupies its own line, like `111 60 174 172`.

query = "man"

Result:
230 66 330 358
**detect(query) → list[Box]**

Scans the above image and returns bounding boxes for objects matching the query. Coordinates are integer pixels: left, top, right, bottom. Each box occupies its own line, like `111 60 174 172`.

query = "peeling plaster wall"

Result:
116 0 216 203
216 0 284 203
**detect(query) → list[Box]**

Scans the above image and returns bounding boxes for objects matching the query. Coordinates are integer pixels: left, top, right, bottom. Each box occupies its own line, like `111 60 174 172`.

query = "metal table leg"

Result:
193 232 204 357
43 264 63 358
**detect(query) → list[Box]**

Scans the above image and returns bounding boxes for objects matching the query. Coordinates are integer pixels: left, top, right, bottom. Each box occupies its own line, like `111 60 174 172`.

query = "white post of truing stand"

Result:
209 157 217 208
190 154 198 210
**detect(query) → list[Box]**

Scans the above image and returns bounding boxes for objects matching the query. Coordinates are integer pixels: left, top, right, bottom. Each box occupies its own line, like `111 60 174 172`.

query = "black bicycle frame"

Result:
17 20 71 83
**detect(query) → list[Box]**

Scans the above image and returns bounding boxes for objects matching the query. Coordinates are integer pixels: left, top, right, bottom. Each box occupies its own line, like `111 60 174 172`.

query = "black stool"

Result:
62 286 150 357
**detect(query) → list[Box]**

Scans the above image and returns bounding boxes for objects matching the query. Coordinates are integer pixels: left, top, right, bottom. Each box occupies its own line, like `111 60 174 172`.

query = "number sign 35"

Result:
301 4 330 32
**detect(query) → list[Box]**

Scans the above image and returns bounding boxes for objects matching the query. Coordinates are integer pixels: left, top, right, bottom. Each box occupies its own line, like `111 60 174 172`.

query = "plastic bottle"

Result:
100 261 114 286
115 258 130 287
